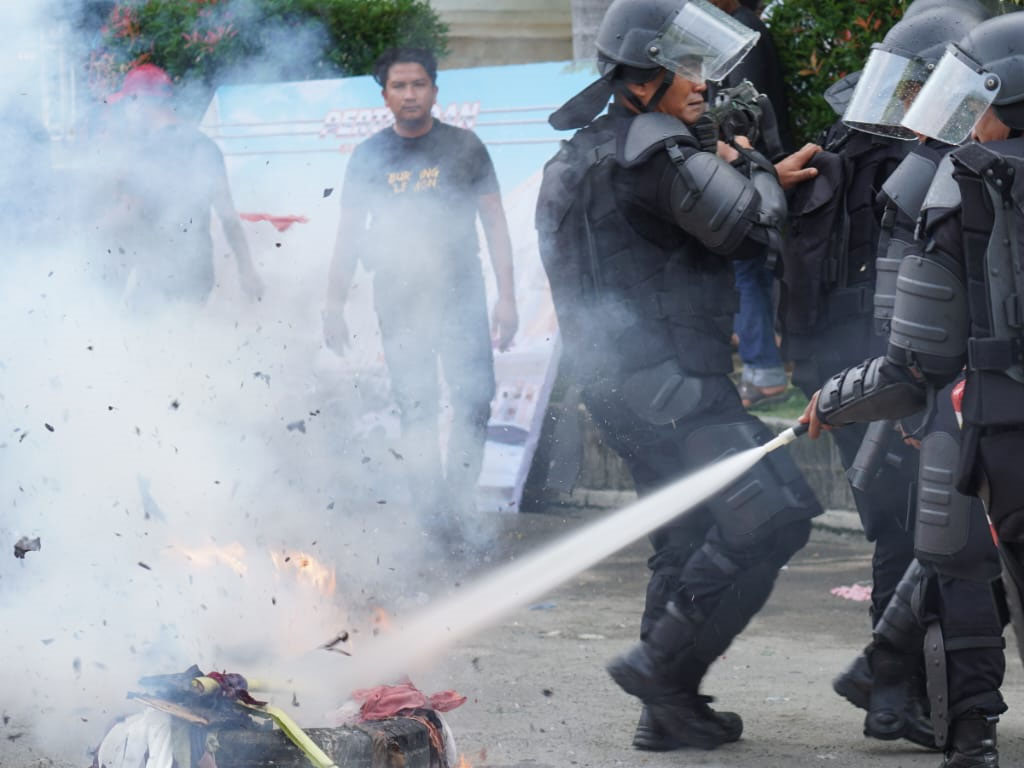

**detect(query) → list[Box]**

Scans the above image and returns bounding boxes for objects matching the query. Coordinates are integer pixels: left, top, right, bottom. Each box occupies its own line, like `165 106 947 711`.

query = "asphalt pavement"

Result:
417 508 1024 768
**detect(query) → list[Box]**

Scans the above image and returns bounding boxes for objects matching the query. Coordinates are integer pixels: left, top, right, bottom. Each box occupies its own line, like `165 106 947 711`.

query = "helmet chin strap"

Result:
623 70 676 114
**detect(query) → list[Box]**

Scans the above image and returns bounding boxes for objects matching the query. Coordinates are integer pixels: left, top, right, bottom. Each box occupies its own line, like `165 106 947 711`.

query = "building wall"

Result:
431 0 573 68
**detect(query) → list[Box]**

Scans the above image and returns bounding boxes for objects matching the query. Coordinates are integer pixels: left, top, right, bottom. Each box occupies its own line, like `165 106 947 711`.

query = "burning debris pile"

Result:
95 667 466 768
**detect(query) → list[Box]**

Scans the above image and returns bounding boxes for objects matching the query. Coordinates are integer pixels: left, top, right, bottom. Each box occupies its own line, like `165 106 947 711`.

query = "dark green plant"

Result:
764 0 910 145
260 0 449 77
90 0 448 93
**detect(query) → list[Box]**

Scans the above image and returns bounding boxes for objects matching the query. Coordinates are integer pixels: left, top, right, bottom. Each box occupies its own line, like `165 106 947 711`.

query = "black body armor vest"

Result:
536 115 739 381
949 139 1024 428
783 124 910 341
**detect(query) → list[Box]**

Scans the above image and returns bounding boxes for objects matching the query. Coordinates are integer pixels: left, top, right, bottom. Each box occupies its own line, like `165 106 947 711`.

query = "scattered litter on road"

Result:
528 601 556 611
830 584 872 602
577 633 606 641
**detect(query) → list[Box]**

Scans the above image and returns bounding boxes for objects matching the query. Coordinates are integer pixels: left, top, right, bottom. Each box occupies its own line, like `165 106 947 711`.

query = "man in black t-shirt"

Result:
324 48 518 532
98 64 264 309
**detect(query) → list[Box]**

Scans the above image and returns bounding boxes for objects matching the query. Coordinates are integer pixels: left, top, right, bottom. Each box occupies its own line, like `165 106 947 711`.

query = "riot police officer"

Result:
783 2 990 749
803 13 1024 765
536 0 822 750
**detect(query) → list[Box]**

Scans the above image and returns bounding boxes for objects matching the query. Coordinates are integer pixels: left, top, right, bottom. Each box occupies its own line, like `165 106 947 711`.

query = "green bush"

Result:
89 0 448 94
764 0 910 145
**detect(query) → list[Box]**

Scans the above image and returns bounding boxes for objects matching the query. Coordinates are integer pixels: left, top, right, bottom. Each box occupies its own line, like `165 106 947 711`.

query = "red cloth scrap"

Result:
352 681 466 722
239 213 310 232
952 379 965 415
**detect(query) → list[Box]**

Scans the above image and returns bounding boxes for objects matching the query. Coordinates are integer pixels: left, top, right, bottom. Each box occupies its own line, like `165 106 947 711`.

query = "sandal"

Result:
738 380 791 410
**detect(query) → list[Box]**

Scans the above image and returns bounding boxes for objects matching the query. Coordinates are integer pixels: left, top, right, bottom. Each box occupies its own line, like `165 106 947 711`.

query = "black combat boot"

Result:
834 648 937 749
608 604 742 750
865 646 938 749
632 700 743 751
942 714 998 767
832 652 872 710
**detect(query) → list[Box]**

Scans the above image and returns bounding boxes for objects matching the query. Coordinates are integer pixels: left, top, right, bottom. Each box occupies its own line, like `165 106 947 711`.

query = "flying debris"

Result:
13 536 41 559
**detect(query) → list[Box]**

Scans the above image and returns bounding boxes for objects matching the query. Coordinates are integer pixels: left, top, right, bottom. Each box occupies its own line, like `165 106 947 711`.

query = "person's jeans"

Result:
733 255 786 388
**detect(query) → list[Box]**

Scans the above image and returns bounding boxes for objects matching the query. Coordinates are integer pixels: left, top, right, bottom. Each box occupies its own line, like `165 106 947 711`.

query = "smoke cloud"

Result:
0 1 500 762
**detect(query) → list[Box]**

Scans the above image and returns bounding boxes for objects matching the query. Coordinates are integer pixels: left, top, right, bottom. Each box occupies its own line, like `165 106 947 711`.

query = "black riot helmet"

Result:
903 13 1024 144
550 0 759 130
842 4 989 139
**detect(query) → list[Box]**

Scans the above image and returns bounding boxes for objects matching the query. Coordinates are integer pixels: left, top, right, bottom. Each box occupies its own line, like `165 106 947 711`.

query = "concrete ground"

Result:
416 509 1024 768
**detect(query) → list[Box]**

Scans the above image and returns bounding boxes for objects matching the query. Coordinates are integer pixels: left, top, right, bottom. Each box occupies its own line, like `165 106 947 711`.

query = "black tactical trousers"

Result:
977 428 1024 545
583 374 819 674
793 357 917 625
932 571 1007 718
375 279 496 521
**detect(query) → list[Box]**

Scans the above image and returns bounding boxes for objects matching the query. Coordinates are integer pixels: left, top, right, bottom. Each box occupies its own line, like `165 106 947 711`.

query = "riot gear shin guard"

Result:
875 560 927 653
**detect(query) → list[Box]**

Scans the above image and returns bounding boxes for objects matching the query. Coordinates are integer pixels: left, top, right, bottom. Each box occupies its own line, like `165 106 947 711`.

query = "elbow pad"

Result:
816 357 927 427
887 253 969 381
668 151 759 254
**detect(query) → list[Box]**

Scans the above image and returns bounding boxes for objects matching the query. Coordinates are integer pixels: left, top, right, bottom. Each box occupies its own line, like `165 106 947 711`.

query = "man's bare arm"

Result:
211 169 264 299
478 192 518 350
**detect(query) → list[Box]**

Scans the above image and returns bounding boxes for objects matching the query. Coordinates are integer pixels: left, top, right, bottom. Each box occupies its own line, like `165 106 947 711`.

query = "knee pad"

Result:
916 431 1000 582
684 420 820 544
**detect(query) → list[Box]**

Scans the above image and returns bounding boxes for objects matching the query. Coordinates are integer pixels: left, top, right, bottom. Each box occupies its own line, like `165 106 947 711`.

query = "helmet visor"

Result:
842 47 931 139
901 45 1001 145
648 0 760 83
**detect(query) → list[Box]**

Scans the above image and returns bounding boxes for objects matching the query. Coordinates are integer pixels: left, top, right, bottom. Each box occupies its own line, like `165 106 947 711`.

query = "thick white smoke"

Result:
0 0 490 761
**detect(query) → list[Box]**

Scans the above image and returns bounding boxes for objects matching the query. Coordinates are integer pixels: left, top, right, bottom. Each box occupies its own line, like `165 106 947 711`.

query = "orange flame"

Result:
270 550 337 597
176 542 248 575
455 756 472 768
370 606 393 635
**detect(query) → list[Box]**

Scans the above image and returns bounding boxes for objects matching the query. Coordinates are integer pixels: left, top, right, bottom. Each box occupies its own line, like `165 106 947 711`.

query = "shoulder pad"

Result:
618 112 698 168
881 150 938 221
921 155 961 214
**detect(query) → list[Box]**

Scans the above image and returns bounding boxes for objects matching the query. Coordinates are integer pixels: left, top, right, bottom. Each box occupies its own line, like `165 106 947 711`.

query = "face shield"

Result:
842 47 932 139
901 44 1001 145
647 0 760 84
